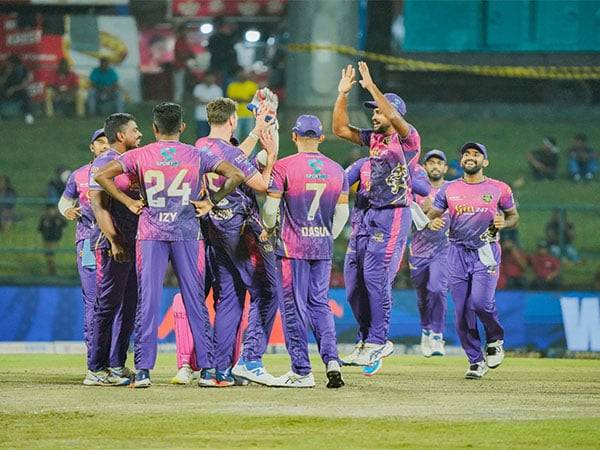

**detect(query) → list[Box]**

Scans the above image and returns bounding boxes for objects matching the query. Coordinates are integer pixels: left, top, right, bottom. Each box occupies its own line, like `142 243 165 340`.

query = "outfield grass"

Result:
1 354 599 448
1 104 599 286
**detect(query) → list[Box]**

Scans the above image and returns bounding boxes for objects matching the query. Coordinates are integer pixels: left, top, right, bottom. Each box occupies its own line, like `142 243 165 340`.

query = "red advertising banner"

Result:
172 0 286 17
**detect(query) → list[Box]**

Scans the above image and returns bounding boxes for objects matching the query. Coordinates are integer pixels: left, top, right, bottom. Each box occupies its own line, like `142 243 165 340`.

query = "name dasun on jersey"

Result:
301 226 330 237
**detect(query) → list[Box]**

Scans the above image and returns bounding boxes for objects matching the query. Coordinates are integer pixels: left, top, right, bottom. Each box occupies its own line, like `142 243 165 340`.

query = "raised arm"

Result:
332 65 362 145
357 61 410 138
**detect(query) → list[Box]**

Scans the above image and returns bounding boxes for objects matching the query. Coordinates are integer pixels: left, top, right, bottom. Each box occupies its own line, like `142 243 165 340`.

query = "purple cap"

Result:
292 114 323 137
90 128 105 143
363 93 407 115
460 142 488 159
423 149 447 163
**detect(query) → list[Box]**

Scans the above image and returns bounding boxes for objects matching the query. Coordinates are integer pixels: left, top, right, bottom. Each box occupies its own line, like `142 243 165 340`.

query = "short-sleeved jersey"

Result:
269 152 349 260
89 148 140 249
195 137 260 226
118 140 223 241
359 126 421 209
345 157 370 240
433 177 515 250
409 183 449 258
62 164 96 243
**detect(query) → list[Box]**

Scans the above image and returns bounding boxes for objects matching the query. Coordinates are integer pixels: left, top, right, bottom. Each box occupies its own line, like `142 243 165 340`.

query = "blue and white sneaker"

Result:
82 369 112 386
134 369 151 388
353 341 394 366
215 368 236 388
198 368 217 387
232 358 275 386
362 358 383 377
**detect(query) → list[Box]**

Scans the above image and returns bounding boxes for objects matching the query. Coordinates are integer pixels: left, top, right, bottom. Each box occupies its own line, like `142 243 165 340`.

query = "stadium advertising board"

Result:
0 288 598 353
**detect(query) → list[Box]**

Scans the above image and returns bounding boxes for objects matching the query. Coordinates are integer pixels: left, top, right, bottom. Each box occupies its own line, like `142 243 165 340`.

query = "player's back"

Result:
271 152 348 260
119 140 221 241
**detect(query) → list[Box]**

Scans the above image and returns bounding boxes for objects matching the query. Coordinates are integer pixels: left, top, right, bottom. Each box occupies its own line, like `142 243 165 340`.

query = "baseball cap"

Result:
423 149 447 163
363 93 407 115
90 128 105 143
460 142 488 159
292 114 323 138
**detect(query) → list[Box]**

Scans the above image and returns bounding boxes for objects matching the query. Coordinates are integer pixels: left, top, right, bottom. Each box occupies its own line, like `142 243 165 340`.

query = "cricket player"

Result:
86 114 142 386
195 98 279 387
264 114 349 388
409 150 450 357
58 129 109 367
427 142 519 379
94 102 244 388
333 61 420 366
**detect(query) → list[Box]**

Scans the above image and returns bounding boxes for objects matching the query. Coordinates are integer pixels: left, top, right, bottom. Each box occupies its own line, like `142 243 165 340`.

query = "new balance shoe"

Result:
353 340 394 366
82 369 112 386
215 369 236 387
271 371 315 388
134 369 151 388
430 334 445 356
486 340 504 369
421 330 432 357
326 360 344 389
341 341 363 366
232 358 275 386
110 366 136 381
465 361 488 379
198 368 217 387
362 358 383 377
171 364 194 385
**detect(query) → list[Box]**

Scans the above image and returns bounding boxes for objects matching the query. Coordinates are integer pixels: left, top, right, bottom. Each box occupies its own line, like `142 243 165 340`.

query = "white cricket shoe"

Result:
171 364 194 385
430 333 445 356
231 358 275 386
486 340 504 369
465 361 489 379
271 371 315 388
341 341 363 366
326 360 344 389
83 369 113 386
353 340 394 366
421 330 432 357
110 366 136 381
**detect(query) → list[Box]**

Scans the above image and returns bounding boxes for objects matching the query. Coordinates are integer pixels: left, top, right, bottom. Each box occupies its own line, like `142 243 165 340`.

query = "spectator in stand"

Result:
226 67 258 139
173 25 194 103
568 133 598 182
45 58 83 117
208 16 238 88
193 71 223 138
530 241 562 290
87 58 123 116
47 166 71 203
527 137 559 180
498 239 528 289
0 54 34 124
545 209 580 263
0 175 17 232
38 204 67 276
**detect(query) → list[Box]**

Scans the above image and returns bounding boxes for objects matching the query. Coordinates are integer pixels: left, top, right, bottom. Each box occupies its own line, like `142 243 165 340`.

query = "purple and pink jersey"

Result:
410 183 449 259
62 164 96 243
89 148 140 249
359 126 421 209
269 152 349 260
118 140 223 241
195 137 260 225
433 177 515 250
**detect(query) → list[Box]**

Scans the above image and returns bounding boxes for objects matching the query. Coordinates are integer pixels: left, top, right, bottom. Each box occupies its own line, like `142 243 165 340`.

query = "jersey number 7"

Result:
306 182 326 221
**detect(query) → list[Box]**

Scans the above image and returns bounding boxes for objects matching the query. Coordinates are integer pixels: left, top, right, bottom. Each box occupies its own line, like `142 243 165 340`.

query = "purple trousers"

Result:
409 247 449 334
448 243 504 364
278 257 338 376
345 207 411 345
87 247 138 371
135 239 212 370
208 223 279 371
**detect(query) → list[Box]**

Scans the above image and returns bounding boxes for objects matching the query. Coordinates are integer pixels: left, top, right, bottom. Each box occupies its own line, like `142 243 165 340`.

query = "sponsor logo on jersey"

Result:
158 147 180 167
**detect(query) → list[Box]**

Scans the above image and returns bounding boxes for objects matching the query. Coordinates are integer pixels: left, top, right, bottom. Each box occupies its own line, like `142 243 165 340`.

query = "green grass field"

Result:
1 104 599 287
1 354 599 448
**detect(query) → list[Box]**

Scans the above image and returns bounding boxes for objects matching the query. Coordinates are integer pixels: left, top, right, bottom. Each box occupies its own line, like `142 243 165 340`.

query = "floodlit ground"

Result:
1 354 599 448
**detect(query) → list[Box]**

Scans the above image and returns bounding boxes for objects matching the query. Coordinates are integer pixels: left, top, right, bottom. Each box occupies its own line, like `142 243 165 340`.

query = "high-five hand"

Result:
357 61 374 90
338 64 356 94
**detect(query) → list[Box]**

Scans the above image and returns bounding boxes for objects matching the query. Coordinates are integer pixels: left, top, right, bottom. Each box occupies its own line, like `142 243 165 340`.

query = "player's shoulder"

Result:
275 153 298 167
73 163 90 176
485 177 511 191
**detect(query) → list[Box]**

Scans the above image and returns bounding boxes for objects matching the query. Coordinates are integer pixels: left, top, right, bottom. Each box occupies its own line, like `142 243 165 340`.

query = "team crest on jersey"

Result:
482 194 493 203
209 207 233 221
385 163 408 195
383 136 391 145
158 147 179 167
372 231 384 243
